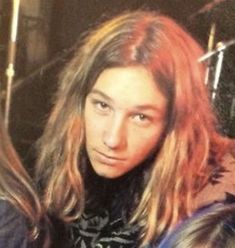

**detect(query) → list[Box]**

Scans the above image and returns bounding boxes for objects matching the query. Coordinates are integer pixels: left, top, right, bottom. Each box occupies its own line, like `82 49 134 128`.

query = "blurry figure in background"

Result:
158 203 235 248
0 111 48 247
36 10 235 248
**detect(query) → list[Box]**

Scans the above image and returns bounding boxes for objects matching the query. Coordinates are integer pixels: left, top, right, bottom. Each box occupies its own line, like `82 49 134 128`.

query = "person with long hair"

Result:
158 203 235 248
36 10 235 247
0 111 48 247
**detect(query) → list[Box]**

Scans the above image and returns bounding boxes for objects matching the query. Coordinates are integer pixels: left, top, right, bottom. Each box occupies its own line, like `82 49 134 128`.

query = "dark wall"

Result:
49 0 210 55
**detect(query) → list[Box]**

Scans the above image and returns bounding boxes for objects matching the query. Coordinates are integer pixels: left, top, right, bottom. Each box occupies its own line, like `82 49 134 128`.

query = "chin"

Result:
93 167 124 179
96 171 121 179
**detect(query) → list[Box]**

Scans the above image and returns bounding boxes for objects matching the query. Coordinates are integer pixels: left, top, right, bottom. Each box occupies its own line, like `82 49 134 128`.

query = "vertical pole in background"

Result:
211 46 225 102
204 23 216 86
4 0 20 129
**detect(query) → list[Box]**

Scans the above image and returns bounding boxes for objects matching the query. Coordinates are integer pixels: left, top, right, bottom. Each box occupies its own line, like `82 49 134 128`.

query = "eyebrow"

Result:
89 89 164 113
133 104 163 113
89 89 113 102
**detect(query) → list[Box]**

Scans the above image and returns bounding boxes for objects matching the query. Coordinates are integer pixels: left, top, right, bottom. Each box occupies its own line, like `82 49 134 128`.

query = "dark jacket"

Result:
0 199 30 248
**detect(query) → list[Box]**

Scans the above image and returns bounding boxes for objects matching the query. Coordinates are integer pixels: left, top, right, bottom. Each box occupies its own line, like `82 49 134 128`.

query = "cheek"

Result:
84 106 95 142
84 108 105 143
128 127 163 162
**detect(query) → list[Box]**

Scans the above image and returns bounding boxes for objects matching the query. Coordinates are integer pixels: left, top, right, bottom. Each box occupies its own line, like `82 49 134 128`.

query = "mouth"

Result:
93 149 126 165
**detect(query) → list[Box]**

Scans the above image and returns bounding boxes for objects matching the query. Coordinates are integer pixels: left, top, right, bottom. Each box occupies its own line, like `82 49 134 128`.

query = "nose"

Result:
102 114 127 150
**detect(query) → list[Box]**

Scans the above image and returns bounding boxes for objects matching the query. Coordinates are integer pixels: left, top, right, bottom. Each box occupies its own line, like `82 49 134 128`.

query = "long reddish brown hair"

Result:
36 11 233 246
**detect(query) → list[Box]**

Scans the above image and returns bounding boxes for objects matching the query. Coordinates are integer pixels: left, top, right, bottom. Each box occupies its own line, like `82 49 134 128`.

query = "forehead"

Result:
90 66 167 110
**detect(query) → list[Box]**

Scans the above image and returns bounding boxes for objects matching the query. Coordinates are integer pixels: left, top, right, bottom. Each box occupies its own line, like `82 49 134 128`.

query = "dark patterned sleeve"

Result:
0 200 29 248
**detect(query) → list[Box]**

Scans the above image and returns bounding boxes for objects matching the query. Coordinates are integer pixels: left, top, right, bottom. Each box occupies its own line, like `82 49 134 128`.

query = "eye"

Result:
92 99 111 113
135 113 147 121
132 113 151 125
97 101 109 109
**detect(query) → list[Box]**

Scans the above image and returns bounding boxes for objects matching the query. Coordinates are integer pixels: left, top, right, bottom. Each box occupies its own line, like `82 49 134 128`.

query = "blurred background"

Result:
0 0 235 172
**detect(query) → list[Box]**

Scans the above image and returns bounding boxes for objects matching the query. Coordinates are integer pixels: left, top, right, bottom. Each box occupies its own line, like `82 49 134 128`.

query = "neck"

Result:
82 153 154 216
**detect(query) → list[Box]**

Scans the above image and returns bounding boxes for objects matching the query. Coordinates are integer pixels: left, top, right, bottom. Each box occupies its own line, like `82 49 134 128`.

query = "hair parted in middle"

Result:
36 10 231 245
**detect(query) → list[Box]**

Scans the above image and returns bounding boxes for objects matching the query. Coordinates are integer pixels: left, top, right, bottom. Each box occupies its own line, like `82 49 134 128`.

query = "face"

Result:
84 66 167 178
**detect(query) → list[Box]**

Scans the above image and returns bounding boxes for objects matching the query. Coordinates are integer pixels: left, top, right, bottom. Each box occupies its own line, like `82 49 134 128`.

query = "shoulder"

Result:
194 153 235 209
0 199 30 248
0 199 26 227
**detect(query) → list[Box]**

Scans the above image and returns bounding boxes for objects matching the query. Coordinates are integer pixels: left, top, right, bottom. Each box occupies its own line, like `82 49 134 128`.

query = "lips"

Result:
93 149 126 166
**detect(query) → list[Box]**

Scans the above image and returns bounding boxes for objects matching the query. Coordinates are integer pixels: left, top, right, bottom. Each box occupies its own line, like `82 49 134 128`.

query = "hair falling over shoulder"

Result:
0 115 43 241
36 10 234 246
